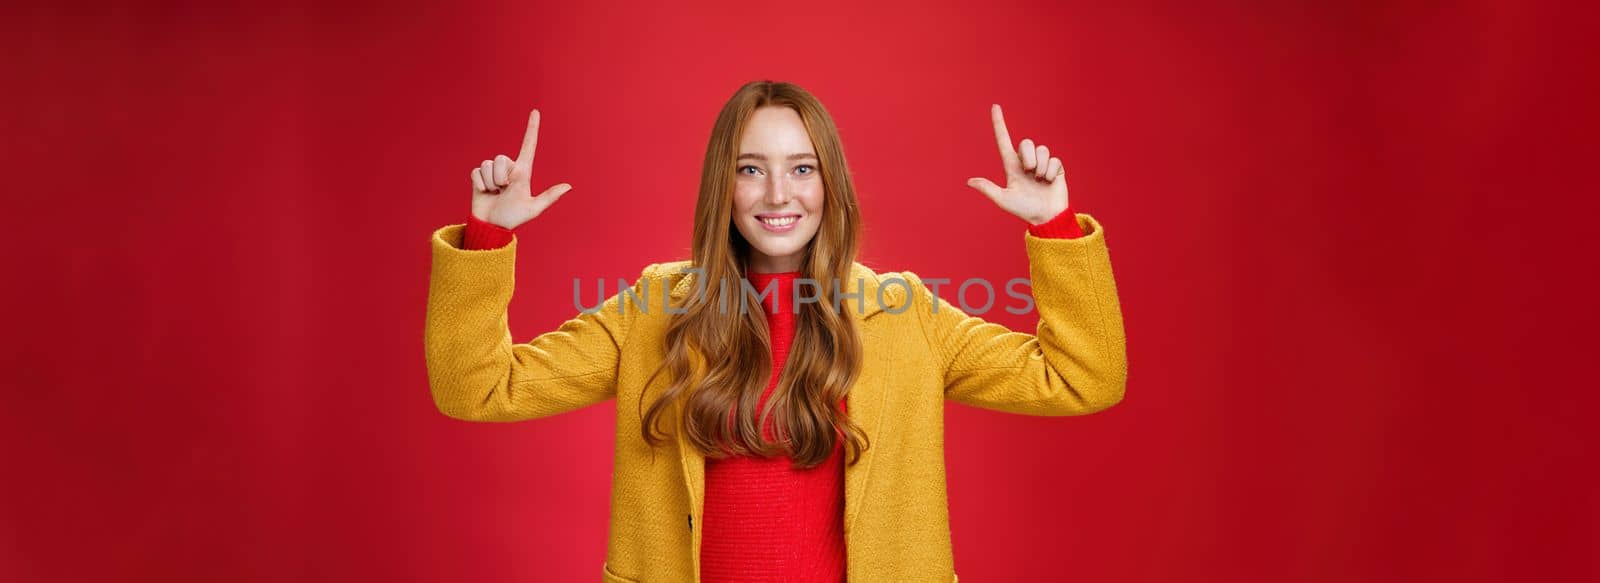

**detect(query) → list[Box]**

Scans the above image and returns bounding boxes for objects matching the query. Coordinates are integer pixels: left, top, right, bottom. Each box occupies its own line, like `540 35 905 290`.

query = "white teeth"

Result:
760 216 797 226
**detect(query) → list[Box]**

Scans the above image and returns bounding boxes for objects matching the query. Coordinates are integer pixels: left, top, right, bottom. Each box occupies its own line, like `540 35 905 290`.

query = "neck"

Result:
747 250 804 274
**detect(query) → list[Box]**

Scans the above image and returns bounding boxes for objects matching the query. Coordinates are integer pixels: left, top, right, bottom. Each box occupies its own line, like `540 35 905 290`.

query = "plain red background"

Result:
4 0 1595 580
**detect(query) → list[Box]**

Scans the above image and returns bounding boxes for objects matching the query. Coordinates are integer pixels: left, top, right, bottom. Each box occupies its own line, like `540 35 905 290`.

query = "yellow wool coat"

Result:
424 212 1127 582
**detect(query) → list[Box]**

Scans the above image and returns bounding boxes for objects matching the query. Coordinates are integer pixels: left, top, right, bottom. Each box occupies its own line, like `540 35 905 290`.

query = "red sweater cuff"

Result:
463 214 515 250
1027 206 1083 239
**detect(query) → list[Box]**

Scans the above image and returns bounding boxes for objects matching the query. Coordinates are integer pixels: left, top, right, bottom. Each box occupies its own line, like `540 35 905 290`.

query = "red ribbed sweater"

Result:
460 207 1083 581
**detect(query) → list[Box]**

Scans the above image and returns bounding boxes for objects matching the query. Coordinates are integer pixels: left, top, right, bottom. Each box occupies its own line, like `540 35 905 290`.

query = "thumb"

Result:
966 177 1003 202
535 183 573 199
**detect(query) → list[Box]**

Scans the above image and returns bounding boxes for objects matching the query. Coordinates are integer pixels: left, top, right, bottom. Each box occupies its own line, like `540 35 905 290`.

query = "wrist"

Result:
1025 204 1069 226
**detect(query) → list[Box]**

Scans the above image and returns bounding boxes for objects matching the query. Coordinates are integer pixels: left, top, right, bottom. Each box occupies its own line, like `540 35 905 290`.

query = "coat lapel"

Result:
842 314 892 536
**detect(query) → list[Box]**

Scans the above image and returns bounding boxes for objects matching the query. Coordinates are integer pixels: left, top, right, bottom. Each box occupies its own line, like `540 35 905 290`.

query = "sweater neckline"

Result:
745 269 799 316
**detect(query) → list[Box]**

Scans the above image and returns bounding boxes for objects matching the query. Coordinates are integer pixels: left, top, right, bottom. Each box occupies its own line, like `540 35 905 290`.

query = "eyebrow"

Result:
737 153 819 161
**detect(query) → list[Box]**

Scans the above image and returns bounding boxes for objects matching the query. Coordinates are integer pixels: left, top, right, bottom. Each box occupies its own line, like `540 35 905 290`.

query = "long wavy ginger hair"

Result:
639 80 869 469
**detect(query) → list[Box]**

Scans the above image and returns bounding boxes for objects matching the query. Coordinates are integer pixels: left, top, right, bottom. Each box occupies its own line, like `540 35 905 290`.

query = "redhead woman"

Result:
424 80 1127 582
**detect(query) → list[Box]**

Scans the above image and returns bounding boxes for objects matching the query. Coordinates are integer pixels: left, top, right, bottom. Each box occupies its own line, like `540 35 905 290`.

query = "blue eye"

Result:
738 165 761 175
795 164 816 175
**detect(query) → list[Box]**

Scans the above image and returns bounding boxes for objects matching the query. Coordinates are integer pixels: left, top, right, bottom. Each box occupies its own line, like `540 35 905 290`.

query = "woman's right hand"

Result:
470 109 575 230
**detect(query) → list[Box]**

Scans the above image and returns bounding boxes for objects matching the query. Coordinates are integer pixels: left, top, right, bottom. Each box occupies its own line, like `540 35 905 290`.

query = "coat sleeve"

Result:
911 212 1127 416
424 223 652 422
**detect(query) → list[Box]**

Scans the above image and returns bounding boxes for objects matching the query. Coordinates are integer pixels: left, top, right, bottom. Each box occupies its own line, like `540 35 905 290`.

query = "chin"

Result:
749 240 807 260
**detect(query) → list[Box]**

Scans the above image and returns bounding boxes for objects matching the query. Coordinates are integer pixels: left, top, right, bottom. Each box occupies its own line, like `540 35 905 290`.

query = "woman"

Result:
424 80 1126 582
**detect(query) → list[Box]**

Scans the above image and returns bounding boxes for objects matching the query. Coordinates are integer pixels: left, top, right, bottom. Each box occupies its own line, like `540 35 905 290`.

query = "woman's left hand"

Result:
965 104 1070 225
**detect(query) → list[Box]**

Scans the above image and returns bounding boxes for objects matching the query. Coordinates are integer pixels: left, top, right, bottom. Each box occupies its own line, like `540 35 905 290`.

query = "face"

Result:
732 106 825 274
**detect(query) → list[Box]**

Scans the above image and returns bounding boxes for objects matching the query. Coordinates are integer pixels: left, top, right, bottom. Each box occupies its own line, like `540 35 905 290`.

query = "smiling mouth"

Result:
758 215 800 227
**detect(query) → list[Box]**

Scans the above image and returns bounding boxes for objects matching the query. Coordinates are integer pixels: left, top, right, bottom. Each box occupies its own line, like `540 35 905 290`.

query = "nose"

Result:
764 174 793 206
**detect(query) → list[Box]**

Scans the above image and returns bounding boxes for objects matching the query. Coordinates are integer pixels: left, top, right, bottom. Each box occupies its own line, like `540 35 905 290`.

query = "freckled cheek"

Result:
732 186 763 214
800 186 826 215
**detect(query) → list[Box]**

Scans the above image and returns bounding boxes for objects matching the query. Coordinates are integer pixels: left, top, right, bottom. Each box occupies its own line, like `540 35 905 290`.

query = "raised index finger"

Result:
990 104 1020 173
516 109 541 167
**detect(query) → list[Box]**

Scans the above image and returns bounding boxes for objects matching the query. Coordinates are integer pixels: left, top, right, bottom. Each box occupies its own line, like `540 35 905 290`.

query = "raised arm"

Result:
921 103 1126 415
425 227 651 421
910 215 1126 416
425 107 630 422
